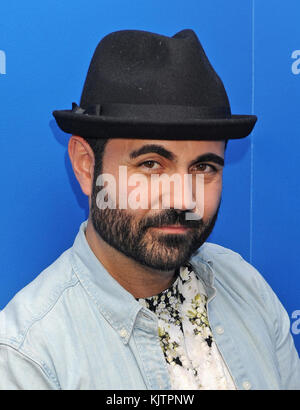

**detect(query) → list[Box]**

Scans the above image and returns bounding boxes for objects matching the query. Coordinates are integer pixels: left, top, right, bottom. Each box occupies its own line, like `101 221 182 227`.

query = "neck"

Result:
85 217 177 298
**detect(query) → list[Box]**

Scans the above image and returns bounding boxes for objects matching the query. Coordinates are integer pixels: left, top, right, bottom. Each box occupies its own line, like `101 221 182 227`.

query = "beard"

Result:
90 184 221 271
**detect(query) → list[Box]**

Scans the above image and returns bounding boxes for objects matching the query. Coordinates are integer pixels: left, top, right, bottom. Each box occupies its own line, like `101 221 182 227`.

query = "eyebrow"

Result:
129 144 224 167
129 144 175 161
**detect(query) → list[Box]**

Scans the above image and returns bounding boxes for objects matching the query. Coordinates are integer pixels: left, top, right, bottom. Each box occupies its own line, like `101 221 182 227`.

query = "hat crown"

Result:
80 29 230 112
52 28 257 140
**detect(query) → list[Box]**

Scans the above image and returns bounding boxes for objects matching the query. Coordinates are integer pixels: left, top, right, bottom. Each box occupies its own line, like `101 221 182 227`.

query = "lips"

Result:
150 225 191 233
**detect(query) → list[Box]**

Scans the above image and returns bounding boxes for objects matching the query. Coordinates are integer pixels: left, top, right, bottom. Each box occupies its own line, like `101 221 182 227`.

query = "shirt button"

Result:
119 328 128 338
215 326 224 335
242 381 252 390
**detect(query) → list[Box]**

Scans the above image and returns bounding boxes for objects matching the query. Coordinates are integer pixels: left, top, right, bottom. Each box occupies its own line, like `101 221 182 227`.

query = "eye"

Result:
190 163 217 173
139 160 162 170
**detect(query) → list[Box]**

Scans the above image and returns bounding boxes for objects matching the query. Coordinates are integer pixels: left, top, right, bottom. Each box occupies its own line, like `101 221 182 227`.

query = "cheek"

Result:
112 171 153 221
117 171 151 211
202 179 222 218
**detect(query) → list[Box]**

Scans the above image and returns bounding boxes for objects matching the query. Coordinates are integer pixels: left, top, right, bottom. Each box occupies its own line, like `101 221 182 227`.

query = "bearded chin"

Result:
90 194 221 271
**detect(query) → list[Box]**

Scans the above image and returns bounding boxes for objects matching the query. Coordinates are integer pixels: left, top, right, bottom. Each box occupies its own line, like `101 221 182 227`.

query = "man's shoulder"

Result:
0 247 79 348
194 242 268 290
193 242 277 303
196 241 246 261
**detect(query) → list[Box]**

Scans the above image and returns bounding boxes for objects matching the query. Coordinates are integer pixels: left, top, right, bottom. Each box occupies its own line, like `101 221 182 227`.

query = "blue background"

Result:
0 0 299 354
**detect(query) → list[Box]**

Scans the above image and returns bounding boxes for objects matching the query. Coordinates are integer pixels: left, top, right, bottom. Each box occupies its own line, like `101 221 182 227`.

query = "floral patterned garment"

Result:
137 263 237 390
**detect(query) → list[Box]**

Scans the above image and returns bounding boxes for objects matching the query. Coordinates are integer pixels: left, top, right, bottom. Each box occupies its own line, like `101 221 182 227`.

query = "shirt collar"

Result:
70 220 216 343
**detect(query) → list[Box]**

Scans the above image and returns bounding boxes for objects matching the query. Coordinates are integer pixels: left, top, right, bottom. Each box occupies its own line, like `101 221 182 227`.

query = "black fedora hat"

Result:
53 29 257 140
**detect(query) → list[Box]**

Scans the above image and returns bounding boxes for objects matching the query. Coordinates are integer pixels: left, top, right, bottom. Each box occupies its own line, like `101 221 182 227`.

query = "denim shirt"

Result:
0 220 299 390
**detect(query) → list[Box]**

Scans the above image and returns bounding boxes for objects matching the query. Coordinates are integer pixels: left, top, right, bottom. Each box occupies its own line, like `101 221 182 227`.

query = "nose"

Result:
151 171 204 219
173 173 204 221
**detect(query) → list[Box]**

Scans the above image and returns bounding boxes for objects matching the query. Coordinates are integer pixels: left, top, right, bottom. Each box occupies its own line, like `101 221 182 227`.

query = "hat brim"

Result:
52 110 257 140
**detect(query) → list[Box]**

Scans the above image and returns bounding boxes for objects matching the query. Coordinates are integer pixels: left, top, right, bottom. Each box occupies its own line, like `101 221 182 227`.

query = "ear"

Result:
68 135 95 196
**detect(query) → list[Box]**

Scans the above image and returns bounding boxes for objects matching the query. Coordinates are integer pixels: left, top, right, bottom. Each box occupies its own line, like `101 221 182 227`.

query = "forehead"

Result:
104 138 225 160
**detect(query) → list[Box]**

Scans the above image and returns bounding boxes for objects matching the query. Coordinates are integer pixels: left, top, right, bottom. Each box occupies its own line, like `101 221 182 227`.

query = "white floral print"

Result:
137 263 236 390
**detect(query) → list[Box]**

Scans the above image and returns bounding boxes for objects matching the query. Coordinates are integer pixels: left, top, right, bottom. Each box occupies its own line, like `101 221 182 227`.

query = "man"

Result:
0 29 299 390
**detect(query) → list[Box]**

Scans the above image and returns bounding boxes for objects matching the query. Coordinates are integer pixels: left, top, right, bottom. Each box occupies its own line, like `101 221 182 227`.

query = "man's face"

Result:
90 139 225 271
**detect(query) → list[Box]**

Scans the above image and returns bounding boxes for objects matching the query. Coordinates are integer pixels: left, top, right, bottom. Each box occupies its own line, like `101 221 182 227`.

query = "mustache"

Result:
138 209 204 231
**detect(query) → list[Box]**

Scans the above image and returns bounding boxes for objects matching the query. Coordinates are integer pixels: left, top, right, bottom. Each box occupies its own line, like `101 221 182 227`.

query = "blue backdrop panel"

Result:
0 0 299 354
252 0 300 353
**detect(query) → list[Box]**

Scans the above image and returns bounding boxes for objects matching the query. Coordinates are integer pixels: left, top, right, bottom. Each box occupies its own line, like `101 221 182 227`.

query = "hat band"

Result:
72 102 231 120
